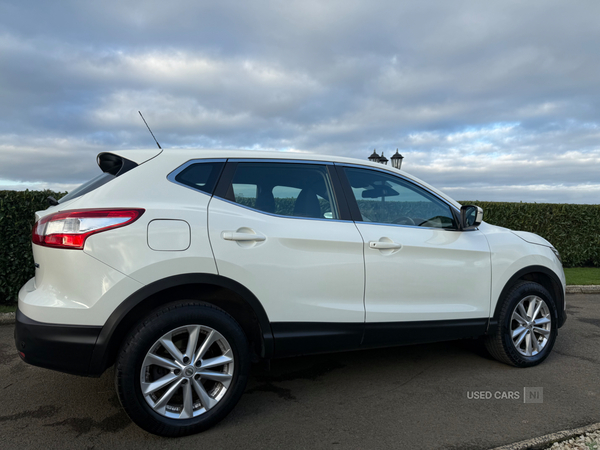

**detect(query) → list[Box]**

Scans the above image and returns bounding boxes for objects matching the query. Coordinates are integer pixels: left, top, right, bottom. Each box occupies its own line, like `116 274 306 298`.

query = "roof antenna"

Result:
138 111 162 149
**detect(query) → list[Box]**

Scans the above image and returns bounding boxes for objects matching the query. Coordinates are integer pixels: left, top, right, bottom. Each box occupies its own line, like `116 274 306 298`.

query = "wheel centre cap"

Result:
184 366 195 377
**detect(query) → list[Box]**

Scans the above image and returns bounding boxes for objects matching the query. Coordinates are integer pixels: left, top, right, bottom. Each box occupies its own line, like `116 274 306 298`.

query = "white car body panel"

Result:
19 245 144 326
478 222 566 313
208 195 366 323
357 223 492 322
75 155 219 284
510 229 555 247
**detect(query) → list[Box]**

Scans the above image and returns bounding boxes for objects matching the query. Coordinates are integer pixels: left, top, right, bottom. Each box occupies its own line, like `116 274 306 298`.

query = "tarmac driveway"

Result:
0 293 598 450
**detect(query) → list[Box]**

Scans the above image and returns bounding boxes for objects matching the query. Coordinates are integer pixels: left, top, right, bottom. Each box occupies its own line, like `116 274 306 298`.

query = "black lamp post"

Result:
368 150 380 163
378 152 388 165
391 149 404 170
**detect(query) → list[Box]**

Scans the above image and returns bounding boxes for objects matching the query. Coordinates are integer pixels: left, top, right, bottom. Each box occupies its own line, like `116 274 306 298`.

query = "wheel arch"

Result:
488 265 565 333
89 273 274 375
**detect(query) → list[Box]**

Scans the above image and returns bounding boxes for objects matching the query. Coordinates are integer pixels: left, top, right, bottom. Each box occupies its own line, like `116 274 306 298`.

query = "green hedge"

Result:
1 191 598 306
462 201 600 268
0 190 65 306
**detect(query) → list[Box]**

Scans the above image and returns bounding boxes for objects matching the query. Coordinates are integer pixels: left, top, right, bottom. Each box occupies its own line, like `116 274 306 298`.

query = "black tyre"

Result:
485 281 558 367
115 301 250 437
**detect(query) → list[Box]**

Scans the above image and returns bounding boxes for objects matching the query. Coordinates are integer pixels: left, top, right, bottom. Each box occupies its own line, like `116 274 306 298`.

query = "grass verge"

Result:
564 267 600 285
0 305 16 313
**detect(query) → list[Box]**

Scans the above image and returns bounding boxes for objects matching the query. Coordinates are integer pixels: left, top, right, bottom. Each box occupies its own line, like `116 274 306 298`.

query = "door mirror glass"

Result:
460 205 483 230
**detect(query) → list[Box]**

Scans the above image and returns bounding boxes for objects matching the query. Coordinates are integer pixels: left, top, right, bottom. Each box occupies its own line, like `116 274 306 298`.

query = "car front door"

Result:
339 165 491 346
208 160 366 356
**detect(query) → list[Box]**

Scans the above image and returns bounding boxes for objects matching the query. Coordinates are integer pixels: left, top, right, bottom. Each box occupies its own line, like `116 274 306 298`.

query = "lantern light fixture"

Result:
391 149 404 170
368 150 380 163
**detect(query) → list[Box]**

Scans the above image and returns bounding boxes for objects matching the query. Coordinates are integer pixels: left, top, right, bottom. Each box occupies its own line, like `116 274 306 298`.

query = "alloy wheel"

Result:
140 325 234 419
510 295 552 357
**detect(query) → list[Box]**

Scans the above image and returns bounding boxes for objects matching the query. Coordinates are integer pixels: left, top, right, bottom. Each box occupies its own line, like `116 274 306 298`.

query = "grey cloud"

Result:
1 1 600 203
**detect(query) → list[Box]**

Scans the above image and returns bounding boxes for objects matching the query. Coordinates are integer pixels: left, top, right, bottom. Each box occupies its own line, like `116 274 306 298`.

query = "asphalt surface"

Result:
0 294 598 450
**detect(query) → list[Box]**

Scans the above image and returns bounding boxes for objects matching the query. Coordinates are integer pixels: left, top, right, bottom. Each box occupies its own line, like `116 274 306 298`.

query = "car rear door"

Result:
207 160 366 356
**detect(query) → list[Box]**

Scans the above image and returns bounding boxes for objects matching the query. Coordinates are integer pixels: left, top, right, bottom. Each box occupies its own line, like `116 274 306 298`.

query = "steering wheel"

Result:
392 216 415 225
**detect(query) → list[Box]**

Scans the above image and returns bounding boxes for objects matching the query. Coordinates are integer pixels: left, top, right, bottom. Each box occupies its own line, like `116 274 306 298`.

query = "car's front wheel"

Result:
485 281 558 367
115 301 250 437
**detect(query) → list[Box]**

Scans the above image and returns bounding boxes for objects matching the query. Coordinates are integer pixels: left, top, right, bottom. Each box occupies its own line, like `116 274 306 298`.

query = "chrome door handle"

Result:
369 241 402 250
222 231 266 242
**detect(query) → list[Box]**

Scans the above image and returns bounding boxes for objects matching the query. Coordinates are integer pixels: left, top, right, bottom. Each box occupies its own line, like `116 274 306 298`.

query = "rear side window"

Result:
170 161 225 195
221 162 339 220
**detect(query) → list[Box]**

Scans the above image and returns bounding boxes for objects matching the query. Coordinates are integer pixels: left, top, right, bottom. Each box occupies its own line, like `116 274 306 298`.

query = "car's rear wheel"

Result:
485 281 558 367
115 302 249 437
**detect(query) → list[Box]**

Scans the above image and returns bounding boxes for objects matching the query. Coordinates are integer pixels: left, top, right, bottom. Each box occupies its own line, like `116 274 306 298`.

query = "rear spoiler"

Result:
97 149 163 175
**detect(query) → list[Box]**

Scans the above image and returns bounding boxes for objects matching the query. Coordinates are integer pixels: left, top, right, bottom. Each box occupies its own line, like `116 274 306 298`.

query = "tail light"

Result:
32 209 144 250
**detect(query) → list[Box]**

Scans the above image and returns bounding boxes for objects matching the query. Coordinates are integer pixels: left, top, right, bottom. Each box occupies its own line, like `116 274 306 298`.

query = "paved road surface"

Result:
0 294 598 449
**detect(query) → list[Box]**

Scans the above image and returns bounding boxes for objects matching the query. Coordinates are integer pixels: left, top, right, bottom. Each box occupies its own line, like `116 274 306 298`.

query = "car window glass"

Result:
344 167 456 228
174 161 225 194
58 172 115 204
232 183 257 208
226 162 339 220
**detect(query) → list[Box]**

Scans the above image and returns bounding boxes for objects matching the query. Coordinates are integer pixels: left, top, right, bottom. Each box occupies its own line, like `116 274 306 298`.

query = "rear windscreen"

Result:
58 172 116 204
58 153 139 204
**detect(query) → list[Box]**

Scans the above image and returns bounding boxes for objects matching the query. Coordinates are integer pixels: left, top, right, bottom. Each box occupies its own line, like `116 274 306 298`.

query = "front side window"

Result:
223 162 339 220
344 167 457 229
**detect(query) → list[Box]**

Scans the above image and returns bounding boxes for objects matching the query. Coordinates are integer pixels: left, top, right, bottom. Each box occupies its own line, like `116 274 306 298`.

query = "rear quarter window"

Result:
169 161 225 195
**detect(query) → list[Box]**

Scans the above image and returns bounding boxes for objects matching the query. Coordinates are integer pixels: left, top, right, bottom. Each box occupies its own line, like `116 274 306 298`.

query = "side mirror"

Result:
460 205 483 230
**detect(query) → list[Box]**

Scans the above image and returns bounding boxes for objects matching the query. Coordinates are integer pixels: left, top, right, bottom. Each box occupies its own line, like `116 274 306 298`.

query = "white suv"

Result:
15 149 567 436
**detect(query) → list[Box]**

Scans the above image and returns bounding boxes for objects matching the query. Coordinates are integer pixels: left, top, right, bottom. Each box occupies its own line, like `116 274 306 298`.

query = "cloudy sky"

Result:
1 0 600 203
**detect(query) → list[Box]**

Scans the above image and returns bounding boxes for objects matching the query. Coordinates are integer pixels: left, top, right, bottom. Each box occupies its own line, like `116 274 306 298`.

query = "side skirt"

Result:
363 318 488 347
271 318 488 358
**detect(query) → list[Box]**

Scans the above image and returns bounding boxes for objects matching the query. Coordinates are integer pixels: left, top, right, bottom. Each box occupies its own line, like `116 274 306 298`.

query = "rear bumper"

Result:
14 309 102 376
